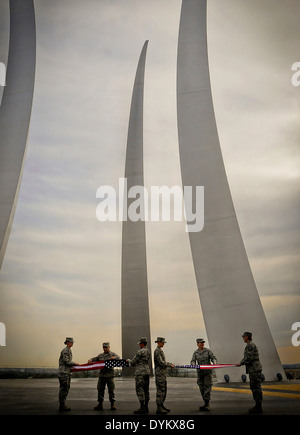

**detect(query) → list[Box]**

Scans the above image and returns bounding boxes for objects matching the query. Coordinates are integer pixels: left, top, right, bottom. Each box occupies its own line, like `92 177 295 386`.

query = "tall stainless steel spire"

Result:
0 0 36 269
121 41 152 374
177 0 284 381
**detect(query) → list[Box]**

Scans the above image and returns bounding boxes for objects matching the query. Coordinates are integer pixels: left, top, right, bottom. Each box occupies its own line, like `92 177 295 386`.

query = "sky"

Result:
0 0 299 368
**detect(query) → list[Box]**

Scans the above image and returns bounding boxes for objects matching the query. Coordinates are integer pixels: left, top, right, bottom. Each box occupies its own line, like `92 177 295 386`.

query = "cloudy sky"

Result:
0 0 299 368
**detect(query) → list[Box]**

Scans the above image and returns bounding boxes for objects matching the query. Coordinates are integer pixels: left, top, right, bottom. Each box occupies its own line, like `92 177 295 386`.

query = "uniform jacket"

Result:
240 341 262 374
190 347 217 372
130 347 151 376
91 350 120 377
154 346 172 378
58 346 76 376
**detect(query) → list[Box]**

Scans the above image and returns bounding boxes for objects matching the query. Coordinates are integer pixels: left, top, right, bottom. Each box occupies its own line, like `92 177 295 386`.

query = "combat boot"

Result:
156 404 168 414
199 400 210 411
134 401 147 414
162 403 170 412
249 401 263 414
94 400 103 411
59 402 71 412
111 401 117 410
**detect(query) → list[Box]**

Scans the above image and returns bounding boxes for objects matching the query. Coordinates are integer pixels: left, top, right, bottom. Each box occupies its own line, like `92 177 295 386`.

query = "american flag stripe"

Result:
71 361 236 372
71 361 105 372
174 364 237 369
71 359 129 372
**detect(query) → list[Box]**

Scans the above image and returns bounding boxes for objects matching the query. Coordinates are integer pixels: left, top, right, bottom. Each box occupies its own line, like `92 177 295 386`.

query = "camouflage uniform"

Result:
190 342 217 405
130 346 151 403
58 338 76 408
154 343 172 407
240 337 263 405
90 346 120 405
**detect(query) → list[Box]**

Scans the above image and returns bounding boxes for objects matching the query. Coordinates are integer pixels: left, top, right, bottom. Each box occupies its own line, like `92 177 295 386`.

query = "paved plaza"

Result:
0 376 299 417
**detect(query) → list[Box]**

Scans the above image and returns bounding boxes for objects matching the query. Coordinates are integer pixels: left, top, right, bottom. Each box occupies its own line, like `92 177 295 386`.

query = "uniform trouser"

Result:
249 370 263 402
155 375 167 405
58 374 71 403
97 376 116 402
135 374 150 402
197 370 213 401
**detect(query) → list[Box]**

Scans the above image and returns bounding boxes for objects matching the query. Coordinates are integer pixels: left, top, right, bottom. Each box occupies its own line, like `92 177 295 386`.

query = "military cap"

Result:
64 337 74 344
155 337 167 343
242 331 252 338
196 338 205 343
102 342 110 347
138 337 148 344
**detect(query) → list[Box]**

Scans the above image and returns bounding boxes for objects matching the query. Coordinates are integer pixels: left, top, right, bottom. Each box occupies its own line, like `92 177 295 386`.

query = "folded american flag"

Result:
71 359 129 372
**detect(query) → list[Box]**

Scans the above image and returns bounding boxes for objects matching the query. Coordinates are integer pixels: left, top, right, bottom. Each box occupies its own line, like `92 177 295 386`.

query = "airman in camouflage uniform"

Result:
154 337 174 414
58 337 79 411
236 332 263 414
190 338 217 411
88 342 120 411
128 337 151 414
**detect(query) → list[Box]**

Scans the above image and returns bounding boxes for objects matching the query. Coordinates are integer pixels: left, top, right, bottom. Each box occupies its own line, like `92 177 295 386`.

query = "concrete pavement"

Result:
0 377 299 416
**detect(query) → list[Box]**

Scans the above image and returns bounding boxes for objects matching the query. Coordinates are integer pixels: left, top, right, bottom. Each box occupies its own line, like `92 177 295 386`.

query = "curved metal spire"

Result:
121 41 152 374
177 0 284 381
0 0 36 269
